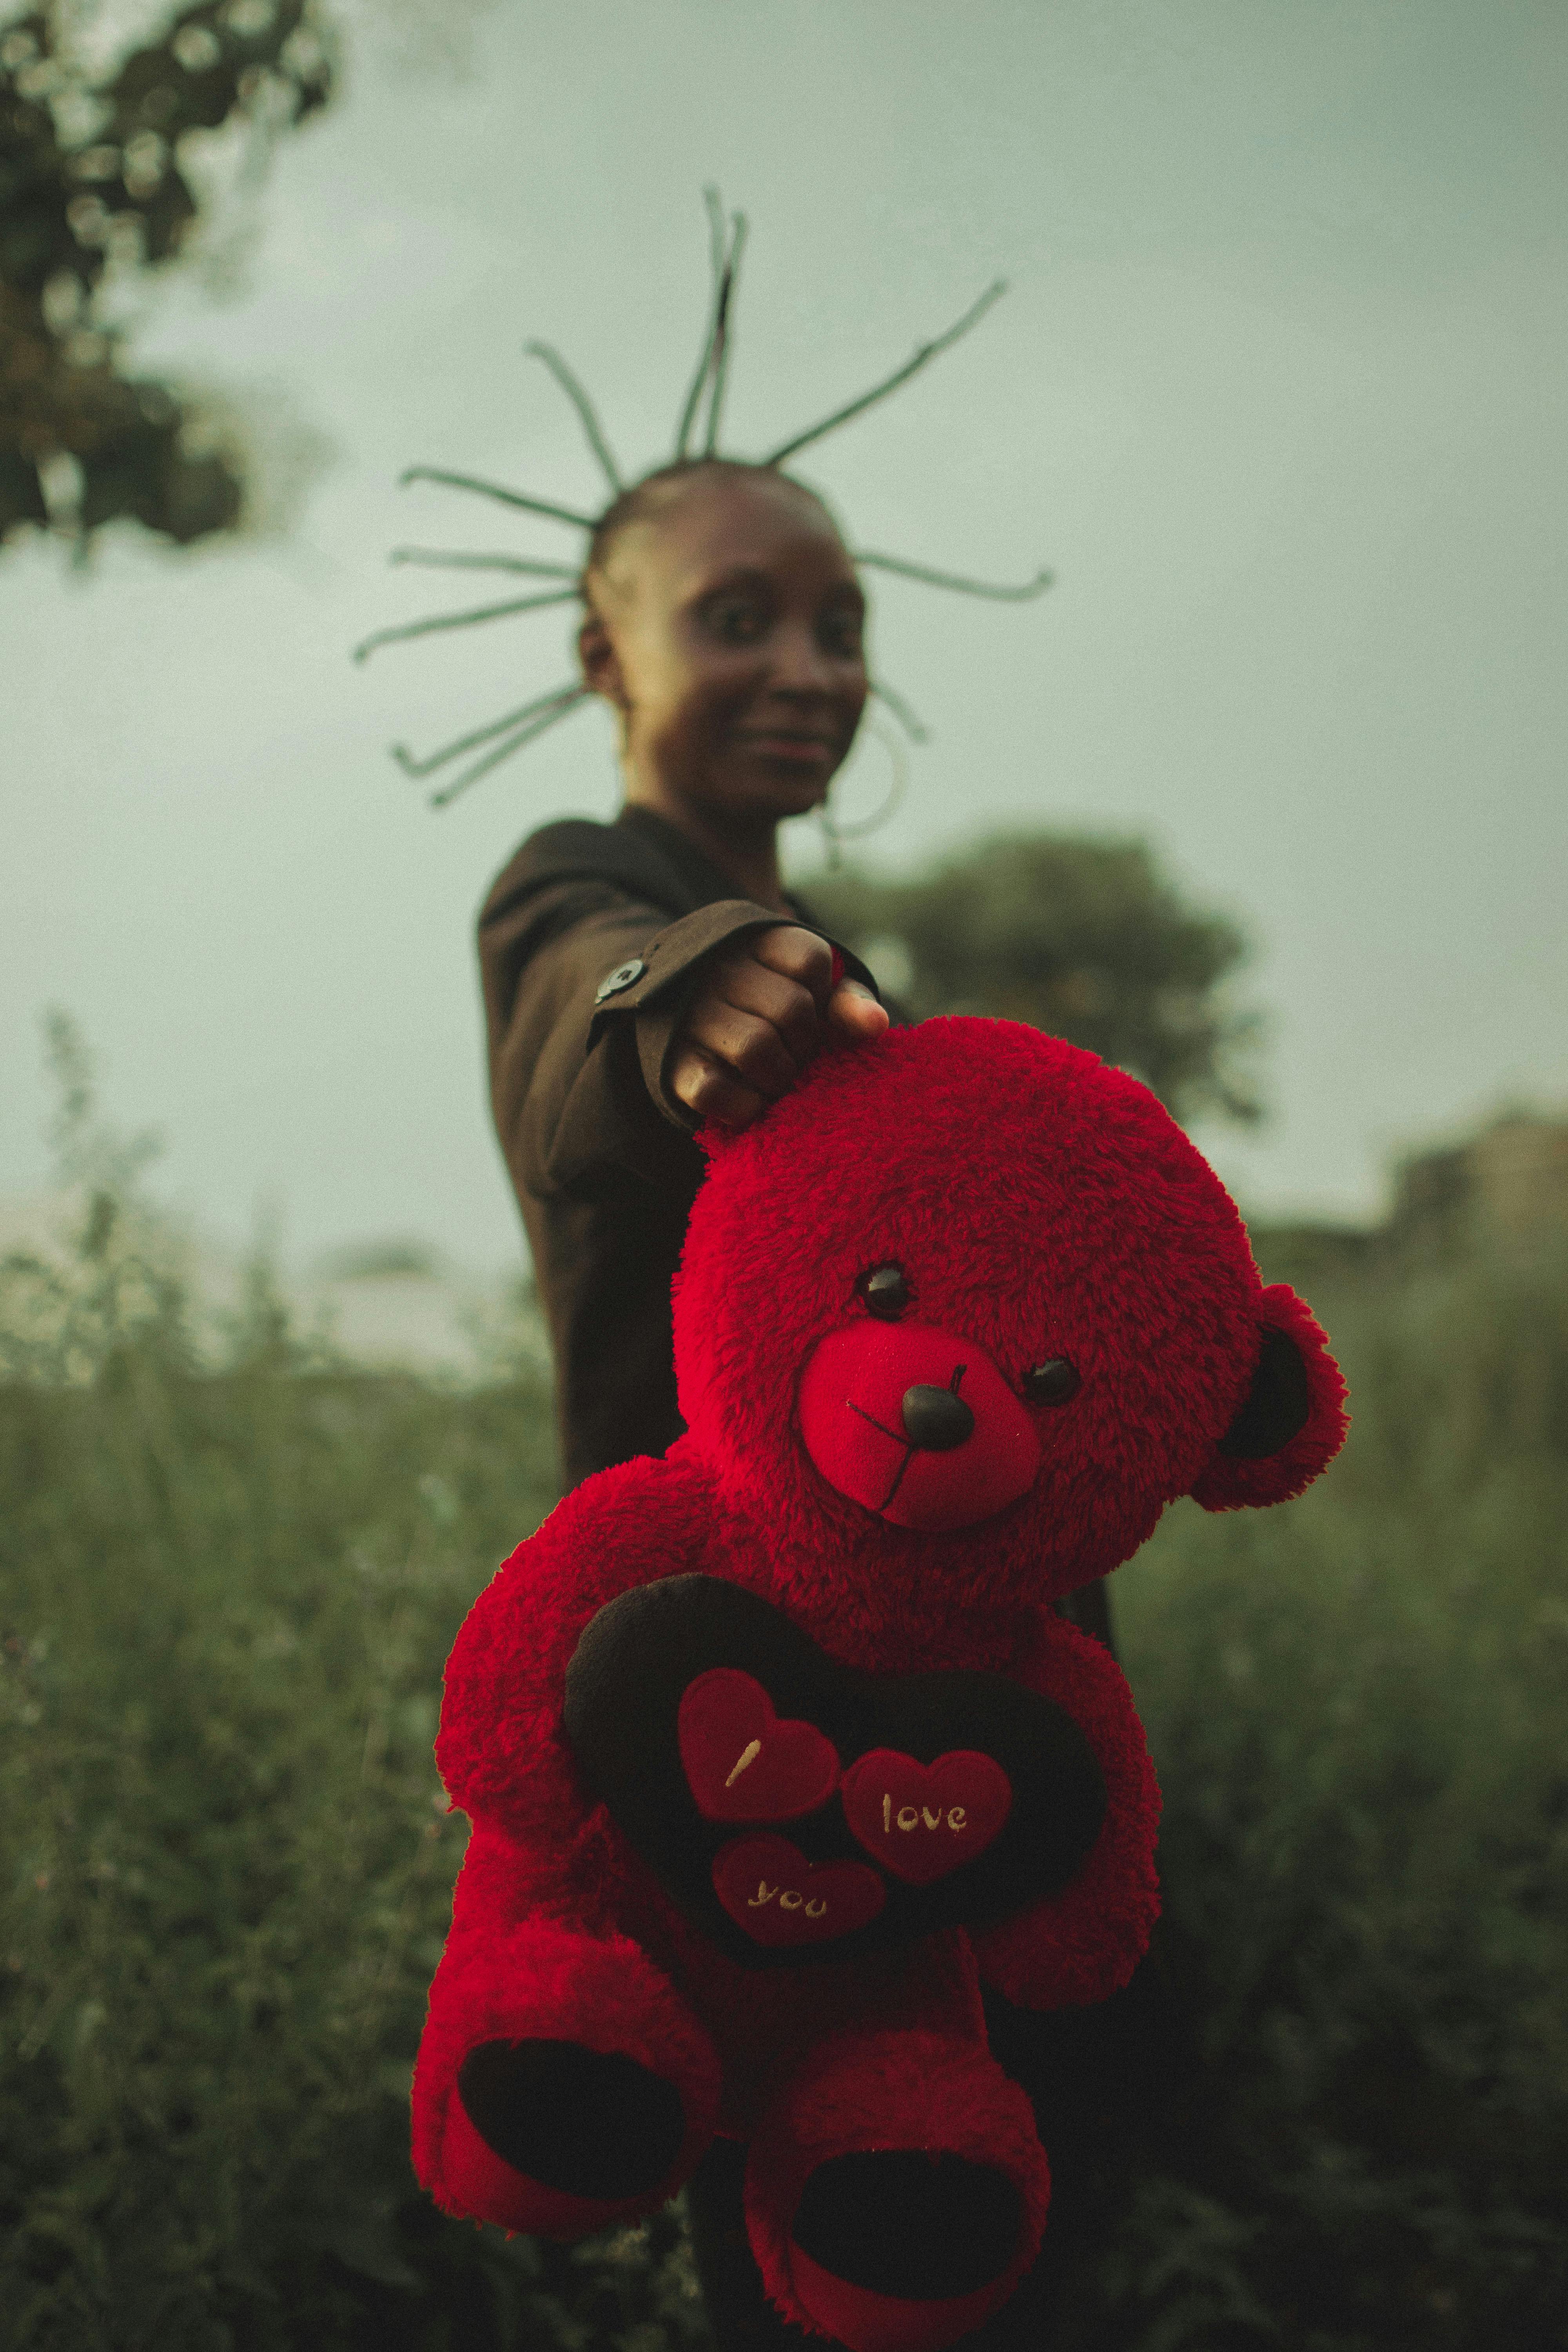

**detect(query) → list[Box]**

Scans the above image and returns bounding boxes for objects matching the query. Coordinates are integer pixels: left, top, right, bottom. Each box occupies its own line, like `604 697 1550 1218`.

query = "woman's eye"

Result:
1023 1358 1080 1406
857 1264 910 1320
704 595 765 645
819 609 863 657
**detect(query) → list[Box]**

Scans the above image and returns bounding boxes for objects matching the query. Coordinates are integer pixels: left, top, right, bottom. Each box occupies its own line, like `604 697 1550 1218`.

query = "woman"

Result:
479 456 887 1493
474 452 1178 2352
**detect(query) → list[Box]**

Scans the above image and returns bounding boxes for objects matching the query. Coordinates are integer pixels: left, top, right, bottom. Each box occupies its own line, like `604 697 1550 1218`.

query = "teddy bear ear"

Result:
1189 1284 1349 1512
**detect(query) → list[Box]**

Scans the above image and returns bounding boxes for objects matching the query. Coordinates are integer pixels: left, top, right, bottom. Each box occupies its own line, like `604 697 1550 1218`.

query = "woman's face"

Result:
581 469 868 827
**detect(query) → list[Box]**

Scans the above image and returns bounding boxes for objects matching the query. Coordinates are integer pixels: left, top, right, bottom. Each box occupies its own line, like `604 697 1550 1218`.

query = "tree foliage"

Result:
0 0 334 554
808 830 1262 1127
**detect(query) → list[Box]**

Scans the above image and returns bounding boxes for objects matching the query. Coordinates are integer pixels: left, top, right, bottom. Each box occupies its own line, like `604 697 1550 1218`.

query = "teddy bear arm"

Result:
413 1815 722 2235
442 1812 622 1944
443 1814 541 1942
436 1452 719 1836
971 1615 1160 2009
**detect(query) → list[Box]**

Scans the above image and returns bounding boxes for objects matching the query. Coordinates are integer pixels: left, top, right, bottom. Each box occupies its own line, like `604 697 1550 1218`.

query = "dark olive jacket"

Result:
478 804 1113 1652
478 804 875 1488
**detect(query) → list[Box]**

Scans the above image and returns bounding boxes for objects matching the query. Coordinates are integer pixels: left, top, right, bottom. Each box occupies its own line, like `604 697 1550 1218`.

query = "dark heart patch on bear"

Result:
563 1576 1107 1969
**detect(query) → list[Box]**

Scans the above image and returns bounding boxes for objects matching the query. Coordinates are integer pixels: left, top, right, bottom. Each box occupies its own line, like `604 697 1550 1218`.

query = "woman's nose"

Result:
769 622 839 693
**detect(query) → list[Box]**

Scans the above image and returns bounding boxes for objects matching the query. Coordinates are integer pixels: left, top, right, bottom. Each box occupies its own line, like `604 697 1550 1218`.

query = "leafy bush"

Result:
1110 1245 1568 2350
0 1093 708 2349
2 1051 1564 2348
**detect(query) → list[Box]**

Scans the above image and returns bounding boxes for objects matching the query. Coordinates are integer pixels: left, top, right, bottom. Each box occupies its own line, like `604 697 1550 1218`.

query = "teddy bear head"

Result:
672 1018 1346 1612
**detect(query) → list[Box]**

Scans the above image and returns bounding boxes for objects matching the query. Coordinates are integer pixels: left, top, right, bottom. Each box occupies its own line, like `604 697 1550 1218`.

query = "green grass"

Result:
2 1159 1563 2349
0 1183 707 2351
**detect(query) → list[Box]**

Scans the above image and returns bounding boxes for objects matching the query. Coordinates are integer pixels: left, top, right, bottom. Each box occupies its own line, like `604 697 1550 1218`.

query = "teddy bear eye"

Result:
857 1264 910 1320
1023 1357 1080 1405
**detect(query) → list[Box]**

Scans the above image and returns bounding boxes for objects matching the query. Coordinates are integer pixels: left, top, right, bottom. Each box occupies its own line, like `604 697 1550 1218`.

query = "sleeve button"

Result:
594 957 646 1004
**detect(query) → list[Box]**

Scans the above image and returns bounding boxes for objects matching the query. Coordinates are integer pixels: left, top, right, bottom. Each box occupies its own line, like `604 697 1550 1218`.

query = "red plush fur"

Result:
415 1020 1347 2351
1189 1283 1348 1510
746 2027 1051 2349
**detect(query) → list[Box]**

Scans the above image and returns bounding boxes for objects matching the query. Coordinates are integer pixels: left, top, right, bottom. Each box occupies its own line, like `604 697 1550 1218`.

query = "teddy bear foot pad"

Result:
788 2152 1025 2352
787 2247 1020 2352
458 2037 686 2202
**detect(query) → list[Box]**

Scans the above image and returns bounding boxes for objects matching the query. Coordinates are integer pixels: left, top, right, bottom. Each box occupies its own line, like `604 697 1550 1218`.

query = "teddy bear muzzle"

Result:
797 1321 1042 1533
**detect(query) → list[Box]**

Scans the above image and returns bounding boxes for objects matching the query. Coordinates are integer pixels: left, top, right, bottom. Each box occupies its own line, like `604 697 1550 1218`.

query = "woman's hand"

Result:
668 926 889 1130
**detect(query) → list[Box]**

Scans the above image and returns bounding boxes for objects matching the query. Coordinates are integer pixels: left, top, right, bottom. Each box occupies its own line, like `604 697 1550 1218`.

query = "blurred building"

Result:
1387 1111 1568 1269
1245 1107 1568 1288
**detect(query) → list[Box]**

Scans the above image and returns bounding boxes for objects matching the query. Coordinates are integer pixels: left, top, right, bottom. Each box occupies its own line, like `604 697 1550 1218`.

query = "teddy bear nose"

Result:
901 1383 976 1452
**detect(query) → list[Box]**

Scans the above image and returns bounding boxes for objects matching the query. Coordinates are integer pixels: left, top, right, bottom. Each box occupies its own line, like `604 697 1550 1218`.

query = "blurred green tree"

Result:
809 831 1262 1127
0 0 334 553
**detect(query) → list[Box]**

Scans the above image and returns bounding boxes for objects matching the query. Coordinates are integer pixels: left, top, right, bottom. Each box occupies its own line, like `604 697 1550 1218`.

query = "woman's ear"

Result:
1189 1283 1349 1512
577 607 627 709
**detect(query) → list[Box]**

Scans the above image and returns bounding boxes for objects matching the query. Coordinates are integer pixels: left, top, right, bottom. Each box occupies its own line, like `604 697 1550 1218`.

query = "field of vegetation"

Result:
3 1076 1564 2351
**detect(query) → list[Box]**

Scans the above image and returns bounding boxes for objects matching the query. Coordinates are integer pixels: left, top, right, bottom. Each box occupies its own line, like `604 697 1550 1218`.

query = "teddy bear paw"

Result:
413 1918 722 2234
459 2038 688 2203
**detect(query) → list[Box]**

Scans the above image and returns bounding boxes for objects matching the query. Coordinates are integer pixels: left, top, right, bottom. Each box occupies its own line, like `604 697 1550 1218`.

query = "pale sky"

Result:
4 0 1564 1279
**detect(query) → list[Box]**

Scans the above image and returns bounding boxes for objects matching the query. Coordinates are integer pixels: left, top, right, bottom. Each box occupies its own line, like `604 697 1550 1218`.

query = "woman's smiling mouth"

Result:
736 729 839 763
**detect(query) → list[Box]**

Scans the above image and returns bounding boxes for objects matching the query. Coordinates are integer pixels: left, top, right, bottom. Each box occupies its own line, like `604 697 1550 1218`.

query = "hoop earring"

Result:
816 715 910 870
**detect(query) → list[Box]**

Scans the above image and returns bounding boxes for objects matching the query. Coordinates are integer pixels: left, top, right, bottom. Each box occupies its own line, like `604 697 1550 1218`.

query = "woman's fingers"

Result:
828 980 890 1040
669 927 884 1129
668 1045 769 1130
748 932 887 1041
681 992 802 1099
700 953 824 1064
748 925 836 1013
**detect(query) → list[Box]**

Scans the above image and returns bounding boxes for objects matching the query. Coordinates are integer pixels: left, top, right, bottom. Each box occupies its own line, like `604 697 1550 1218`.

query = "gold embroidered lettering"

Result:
805 1898 827 1919
748 1882 779 1907
922 1806 942 1831
726 1739 762 1788
897 1805 920 1832
883 1792 892 1833
779 1889 803 1911
947 1806 967 1832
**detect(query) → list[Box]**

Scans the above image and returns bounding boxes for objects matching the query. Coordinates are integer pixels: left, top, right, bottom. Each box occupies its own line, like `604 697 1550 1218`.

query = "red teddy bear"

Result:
413 1019 1347 2352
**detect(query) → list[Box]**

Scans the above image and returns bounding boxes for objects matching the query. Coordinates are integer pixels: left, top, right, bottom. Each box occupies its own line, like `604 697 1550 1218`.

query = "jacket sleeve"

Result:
479 878 862 1204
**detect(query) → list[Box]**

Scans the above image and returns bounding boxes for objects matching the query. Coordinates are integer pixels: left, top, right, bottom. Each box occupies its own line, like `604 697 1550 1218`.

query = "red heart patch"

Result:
840 1750 1013 1885
678 1669 842 1822
712 1835 886 1947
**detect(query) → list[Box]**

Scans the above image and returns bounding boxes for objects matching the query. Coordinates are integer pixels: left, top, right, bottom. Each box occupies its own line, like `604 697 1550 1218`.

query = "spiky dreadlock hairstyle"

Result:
358 192 1052 809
